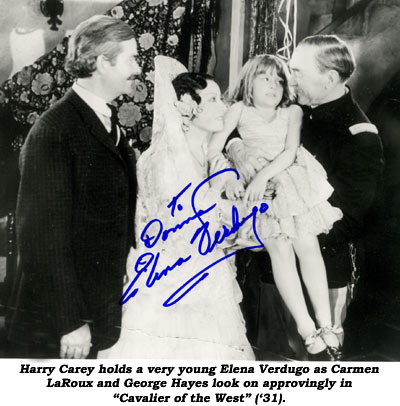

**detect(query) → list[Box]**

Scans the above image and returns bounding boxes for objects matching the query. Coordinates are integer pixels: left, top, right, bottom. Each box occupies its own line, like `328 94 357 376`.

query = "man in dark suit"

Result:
6 15 140 359
228 35 383 358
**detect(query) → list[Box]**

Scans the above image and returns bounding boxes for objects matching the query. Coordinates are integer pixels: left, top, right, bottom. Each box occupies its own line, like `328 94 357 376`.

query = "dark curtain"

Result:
248 0 278 57
177 0 219 73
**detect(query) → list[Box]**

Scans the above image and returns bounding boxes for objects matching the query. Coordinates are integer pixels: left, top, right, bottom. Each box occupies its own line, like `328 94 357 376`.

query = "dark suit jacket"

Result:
6 89 137 351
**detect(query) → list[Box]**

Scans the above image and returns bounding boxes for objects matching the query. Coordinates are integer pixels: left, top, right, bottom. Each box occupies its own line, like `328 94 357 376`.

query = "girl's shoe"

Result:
319 325 344 361
304 331 336 361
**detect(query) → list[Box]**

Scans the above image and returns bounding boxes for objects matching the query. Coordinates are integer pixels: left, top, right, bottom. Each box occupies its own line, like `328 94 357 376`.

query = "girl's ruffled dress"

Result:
237 105 342 240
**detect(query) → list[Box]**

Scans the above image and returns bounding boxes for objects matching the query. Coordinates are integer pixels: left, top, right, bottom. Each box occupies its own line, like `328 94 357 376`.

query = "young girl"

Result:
208 54 343 360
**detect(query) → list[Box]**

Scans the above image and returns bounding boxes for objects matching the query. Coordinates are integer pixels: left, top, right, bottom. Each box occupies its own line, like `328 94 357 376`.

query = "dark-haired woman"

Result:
99 56 254 359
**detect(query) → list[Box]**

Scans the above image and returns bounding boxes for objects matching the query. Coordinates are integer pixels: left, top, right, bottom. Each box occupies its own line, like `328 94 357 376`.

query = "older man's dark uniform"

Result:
301 88 384 289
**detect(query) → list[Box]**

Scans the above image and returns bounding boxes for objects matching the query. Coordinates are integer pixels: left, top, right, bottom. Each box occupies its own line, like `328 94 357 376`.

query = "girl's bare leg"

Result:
263 237 326 354
292 234 340 349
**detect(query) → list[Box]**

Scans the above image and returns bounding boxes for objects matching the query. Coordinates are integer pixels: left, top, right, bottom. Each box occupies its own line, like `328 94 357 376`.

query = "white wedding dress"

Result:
99 56 254 360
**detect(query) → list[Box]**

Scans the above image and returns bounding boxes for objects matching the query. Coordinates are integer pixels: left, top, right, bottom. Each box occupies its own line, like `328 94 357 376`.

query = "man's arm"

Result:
224 127 242 153
225 129 264 184
319 130 384 248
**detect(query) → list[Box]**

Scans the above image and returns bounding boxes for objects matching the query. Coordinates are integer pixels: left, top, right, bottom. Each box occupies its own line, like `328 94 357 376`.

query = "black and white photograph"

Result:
0 0 399 373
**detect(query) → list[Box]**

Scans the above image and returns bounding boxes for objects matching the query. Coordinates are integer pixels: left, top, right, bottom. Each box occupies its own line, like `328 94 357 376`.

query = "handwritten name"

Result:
121 169 268 307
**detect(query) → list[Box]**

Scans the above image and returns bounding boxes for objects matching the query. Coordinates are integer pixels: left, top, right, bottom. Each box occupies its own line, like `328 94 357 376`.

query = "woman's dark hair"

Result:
172 72 214 104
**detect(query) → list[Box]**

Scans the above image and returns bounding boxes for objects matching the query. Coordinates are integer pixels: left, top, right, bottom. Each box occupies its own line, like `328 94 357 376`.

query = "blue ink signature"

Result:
120 168 269 307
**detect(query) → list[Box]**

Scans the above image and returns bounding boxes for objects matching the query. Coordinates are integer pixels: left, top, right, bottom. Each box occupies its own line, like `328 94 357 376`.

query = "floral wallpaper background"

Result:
0 0 218 155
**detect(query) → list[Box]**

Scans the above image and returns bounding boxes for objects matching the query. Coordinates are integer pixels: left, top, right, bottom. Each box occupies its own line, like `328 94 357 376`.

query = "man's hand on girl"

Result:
225 179 245 200
243 174 269 203
228 143 262 183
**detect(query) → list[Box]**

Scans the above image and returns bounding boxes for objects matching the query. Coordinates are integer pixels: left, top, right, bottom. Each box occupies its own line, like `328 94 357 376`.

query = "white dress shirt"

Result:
72 82 120 145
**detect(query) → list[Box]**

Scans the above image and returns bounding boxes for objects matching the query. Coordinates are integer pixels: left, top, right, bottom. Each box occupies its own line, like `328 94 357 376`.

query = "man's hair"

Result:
65 15 136 78
229 54 293 107
298 35 356 82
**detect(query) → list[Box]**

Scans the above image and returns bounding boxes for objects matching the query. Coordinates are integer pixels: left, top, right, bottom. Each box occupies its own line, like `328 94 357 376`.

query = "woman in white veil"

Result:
99 56 254 359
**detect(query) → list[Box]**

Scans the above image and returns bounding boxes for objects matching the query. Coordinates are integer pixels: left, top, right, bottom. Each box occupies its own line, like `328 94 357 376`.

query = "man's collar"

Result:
312 86 351 110
72 82 111 118
303 86 354 124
